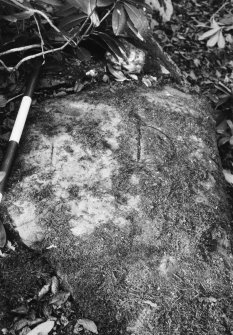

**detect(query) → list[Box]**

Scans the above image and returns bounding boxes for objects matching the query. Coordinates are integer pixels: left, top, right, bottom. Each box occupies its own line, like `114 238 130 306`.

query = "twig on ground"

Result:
7 93 24 105
210 1 228 21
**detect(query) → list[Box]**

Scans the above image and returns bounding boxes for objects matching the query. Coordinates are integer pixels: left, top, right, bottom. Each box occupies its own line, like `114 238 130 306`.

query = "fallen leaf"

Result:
145 0 173 22
73 81 85 93
0 250 7 258
38 283 51 300
207 31 219 47
229 136 233 146
77 319 98 334
218 136 230 146
14 319 29 331
218 30 225 49
49 291 70 307
51 276 59 295
60 315 69 326
26 320 55 335
42 303 52 318
0 94 7 107
28 309 36 321
6 240 15 251
86 69 97 77
102 74 109 83
128 74 138 80
223 170 233 184
11 305 28 315
19 326 31 335
199 27 220 41
28 318 44 327
107 64 129 81
194 58 201 67
142 77 152 87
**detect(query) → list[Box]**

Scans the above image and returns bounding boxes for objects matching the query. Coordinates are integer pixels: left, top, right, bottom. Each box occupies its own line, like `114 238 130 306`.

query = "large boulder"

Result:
3 82 233 334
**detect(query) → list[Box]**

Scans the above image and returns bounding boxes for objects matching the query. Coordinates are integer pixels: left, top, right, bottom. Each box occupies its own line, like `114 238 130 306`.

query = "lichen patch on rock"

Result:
3 83 233 334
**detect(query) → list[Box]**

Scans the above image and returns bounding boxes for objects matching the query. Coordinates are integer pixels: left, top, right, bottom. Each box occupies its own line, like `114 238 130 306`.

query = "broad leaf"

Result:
95 32 126 59
124 3 148 35
112 3 126 35
66 0 89 14
51 276 59 295
0 0 27 9
77 319 98 334
210 18 220 29
55 4 75 17
218 136 230 146
58 13 86 30
97 0 114 6
198 27 220 41
90 9 100 26
39 0 63 6
219 14 233 26
226 119 233 133
11 304 28 315
26 321 55 335
38 283 50 300
107 63 129 81
88 0 100 26
206 31 219 47
49 291 70 307
216 120 228 134
3 11 33 22
124 3 140 29
145 0 173 22
217 30 225 49
76 47 92 61
89 0 97 14
223 170 233 184
126 20 144 41
134 8 148 35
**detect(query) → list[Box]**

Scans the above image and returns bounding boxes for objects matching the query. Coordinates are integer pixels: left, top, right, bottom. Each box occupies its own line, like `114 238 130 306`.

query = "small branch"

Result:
13 23 92 71
0 44 41 57
210 1 228 21
34 14 45 64
7 93 24 104
8 0 70 43
0 1 97 72
99 2 116 25
0 59 13 72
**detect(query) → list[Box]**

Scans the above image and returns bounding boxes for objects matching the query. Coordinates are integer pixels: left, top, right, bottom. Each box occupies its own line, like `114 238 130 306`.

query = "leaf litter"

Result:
1 274 97 335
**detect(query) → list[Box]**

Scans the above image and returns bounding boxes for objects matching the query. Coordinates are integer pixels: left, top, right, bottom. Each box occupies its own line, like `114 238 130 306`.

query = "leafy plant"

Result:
0 0 150 72
198 3 233 49
198 18 226 48
217 118 233 147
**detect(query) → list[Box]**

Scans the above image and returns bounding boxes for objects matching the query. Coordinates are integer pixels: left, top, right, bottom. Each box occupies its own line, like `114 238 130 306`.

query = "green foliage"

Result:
0 0 150 72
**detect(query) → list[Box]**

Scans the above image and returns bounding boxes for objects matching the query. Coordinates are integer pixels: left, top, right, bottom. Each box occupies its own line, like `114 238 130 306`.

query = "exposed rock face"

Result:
4 83 233 334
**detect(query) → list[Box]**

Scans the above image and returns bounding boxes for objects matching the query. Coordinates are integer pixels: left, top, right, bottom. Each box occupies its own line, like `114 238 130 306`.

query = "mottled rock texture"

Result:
4 83 233 334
